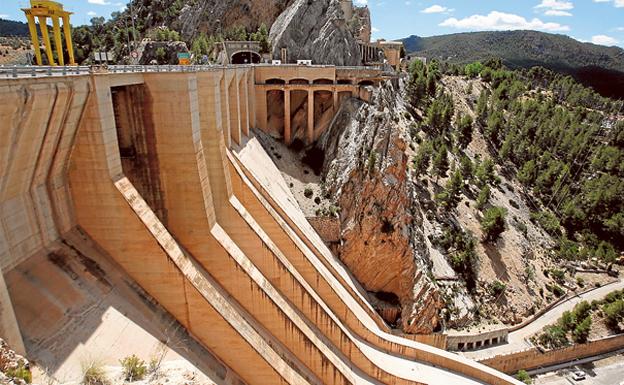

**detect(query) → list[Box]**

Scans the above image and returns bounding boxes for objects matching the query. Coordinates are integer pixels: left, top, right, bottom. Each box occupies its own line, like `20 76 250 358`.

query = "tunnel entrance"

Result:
231 51 261 64
111 84 167 224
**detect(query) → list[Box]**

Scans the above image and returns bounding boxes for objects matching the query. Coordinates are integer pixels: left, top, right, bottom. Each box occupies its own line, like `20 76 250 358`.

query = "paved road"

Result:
534 354 624 385
464 279 624 360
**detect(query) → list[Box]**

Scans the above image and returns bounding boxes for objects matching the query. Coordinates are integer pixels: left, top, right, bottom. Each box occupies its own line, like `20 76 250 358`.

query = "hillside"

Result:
0 19 29 37
402 30 624 99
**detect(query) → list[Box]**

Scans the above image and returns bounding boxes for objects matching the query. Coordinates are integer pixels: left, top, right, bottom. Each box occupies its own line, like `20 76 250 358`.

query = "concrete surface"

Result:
465 280 624 360
534 354 624 385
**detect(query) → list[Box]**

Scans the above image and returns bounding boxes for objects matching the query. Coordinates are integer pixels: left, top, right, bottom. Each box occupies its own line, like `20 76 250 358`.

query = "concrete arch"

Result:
358 80 375 86
231 51 261 64
289 78 310 85
313 78 334 85
266 78 286 85
337 79 353 85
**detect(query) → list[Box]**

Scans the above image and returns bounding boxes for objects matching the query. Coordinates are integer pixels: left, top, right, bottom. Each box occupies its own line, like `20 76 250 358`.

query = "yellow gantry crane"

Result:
22 0 75 66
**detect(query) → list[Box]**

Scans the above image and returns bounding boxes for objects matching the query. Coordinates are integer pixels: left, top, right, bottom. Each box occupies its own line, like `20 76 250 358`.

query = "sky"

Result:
1 0 623 47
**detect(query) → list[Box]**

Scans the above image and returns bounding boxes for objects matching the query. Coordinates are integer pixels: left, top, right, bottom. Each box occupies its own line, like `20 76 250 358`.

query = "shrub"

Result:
546 283 565 297
475 185 491 210
573 301 592 321
559 311 576 331
83 362 107 385
603 299 624 331
538 325 568 349
480 206 507 242
515 370 532 384
303 188 313 199
550 269 566 284
120 355 147 382
6 363 32 384
530 211 561 236
572 316 592 343
489 280 507 297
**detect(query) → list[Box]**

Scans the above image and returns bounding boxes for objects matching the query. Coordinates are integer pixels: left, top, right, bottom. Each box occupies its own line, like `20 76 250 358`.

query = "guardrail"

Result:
0 64 395 79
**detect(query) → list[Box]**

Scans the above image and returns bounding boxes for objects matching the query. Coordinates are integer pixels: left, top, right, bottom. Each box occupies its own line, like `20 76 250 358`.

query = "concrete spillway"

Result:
0 67 523 385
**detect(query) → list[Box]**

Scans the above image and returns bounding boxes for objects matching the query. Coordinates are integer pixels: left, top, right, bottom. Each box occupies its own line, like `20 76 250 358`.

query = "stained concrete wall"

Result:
479 334 624 374
0 68 525 385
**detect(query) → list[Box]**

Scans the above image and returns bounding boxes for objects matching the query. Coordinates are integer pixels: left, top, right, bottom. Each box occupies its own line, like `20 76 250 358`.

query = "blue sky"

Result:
1 0 623 47
360 0 624 47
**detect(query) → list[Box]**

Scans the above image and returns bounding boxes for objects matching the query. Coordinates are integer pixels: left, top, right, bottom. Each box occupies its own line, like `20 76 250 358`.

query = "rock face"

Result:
319 82 442 333
137 41 189 65
175 0 294 39
269 0 362 65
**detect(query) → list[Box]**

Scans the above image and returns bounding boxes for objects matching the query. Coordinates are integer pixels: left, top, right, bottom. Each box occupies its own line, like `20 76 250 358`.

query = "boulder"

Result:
269 0 362 65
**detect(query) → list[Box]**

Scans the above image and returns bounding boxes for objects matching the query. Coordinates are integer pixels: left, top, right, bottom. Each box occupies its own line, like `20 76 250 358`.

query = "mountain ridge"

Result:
402 30 624 99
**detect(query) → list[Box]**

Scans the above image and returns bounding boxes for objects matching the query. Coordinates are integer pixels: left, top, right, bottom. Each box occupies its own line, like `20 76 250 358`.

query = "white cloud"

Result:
354 0 368 5
535 0 574 10
421 5 448 13
617 27 624 31
591 34 619 45
593 0 624 7
371 26 380 32
0 14 9 19
535 0 573 17
87 11 97 16
544 9 573 16
88 0 111 5
440 11 570 32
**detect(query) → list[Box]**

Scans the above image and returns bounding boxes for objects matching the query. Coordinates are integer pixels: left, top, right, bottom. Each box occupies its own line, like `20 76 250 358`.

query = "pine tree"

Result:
432 144 449 180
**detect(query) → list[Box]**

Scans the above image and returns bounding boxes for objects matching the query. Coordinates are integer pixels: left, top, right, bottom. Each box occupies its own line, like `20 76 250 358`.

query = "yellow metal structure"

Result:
22 0 75 65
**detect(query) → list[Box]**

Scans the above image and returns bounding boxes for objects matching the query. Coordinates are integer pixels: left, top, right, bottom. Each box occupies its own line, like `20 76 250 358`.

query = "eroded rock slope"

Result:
319 82 443 333
269 0 362 65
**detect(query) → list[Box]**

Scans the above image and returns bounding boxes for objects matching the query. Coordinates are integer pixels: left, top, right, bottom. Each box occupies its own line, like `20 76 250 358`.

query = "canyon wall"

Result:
269 0 362 65
320 82 443 334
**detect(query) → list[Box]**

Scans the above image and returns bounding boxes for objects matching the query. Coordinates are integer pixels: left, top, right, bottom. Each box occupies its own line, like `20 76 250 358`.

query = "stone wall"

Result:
479 334 624 374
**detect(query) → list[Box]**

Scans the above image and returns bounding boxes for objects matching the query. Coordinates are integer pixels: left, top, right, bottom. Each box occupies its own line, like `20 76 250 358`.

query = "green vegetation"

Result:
602 289 624 331
455 114 474 149
304 187 314 199
5 363 32 384
488 280 507 296
401 30 624 99
515 370 532 384
538 324 569 349
367 150 378 174
120 355 147 382
530 211 561 236
83 362 108 385
475 185 490 211
480 207 507 242
454 61 622 263
572 315 592 343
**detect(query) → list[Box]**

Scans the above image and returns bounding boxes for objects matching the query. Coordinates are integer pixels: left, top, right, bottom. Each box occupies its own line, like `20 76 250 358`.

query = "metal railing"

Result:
0 63 396 79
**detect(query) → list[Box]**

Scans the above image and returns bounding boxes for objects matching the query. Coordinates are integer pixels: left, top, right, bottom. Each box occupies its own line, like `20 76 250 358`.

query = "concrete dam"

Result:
0 65 523 385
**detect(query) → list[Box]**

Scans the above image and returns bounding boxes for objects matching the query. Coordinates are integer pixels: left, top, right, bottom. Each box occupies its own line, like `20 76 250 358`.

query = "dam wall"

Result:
0 66 523 385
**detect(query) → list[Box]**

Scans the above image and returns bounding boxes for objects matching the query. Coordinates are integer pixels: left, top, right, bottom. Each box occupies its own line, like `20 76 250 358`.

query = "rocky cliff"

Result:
175 0 293 39
318 82 442 333
269 0 362 65
112 0 293 41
